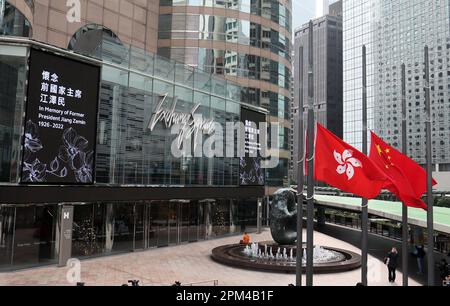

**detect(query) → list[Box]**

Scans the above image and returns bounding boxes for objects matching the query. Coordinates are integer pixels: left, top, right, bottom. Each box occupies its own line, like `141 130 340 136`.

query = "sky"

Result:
292 0 316 32
292 0 340 32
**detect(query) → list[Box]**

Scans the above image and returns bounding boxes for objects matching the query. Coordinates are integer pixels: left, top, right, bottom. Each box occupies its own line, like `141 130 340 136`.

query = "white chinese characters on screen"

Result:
40 70 83 107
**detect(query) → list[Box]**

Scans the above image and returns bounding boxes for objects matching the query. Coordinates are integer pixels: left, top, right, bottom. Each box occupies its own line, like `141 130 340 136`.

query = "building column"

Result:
58 204 74 267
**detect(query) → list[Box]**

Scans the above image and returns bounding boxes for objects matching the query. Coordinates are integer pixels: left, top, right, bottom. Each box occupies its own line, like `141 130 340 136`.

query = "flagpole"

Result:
401 63 409 287
306 19 315 287
424 45 435 286
361 45 369 286
296 46 304 287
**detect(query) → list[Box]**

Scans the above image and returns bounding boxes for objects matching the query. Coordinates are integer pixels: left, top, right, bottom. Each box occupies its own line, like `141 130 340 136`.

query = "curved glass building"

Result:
158 0 292 188
0 0 290 270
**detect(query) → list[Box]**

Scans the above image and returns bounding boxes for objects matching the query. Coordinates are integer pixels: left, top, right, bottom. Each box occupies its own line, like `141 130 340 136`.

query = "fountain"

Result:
211 188 361 274
212 240 360 273
241 243 346 265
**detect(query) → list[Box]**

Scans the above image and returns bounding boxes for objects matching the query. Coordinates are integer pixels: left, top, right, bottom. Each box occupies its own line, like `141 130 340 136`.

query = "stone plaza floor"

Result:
0 229 421 286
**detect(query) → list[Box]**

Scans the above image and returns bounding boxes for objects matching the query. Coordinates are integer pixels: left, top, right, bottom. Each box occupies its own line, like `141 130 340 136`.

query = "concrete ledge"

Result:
314 194 450 234
211 243 361 274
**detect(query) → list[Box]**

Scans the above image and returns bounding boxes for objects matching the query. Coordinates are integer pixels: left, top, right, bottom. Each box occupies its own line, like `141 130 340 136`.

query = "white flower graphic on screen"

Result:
334 149 362 180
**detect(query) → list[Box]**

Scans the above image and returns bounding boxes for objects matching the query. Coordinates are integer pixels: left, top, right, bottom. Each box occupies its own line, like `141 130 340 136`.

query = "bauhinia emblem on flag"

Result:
334 150 362 180
314 124 388 199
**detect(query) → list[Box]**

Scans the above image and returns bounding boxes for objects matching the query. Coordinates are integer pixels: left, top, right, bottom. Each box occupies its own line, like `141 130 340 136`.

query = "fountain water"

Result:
242 243 345 265
212 242 362 274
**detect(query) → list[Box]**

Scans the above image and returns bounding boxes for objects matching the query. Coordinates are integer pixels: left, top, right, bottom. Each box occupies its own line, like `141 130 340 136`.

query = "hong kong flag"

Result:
369 132 437 210
314 124 388 199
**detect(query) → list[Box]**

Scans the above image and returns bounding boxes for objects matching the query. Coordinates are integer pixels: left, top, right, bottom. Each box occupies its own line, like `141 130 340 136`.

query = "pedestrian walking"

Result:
414 245 426 275
384 247 399 283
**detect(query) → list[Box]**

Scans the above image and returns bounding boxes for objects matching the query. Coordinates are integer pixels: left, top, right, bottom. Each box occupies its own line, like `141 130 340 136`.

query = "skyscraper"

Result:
343 0 450 189
292 1 343 179
316 0 330 18
157 0 293 189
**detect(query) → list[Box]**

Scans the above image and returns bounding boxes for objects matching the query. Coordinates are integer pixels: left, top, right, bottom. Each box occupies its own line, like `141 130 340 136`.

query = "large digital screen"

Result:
21 48 100 184
239 107 266 186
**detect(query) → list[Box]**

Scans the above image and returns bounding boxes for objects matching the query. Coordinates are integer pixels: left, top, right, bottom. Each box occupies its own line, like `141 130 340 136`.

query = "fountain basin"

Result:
211 242 361 274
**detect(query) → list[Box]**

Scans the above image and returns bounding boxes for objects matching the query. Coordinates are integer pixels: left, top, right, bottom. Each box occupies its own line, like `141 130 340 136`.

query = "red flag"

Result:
369 132 437 210
314 124 388 199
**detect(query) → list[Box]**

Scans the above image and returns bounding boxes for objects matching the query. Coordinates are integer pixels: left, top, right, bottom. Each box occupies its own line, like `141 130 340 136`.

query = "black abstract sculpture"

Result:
270 188 298 245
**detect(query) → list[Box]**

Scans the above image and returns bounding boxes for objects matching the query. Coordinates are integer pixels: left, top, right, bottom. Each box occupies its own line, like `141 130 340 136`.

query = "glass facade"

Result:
0 0 32 37
96 50 242 186
0 37 263 270
160 0 292 32
159 47 291 90
343 0 377 150
0 44 27 183
343 0 450 168
0 42 252 186
0 204 58 269
158 14 291 60
0 199 257 270
158 0 292 188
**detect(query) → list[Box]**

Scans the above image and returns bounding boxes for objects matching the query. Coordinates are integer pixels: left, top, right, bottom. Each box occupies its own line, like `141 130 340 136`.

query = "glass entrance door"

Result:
151 201 169 247
180 200 190 243
13 205 57 267
168 201 179 245
188 201 198 243
0 206 15 269
144 200 207 249
144 203 156 248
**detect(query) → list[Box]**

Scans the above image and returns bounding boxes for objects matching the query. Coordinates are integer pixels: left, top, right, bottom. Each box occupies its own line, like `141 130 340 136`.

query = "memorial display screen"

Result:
21 48 100 184
239 107 266 186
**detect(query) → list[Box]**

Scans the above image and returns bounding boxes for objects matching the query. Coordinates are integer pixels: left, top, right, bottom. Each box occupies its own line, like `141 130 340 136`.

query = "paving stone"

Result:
0 230 420 286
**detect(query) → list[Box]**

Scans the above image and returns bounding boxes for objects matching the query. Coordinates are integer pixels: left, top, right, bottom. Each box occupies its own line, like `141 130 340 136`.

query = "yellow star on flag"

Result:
376 144 383 156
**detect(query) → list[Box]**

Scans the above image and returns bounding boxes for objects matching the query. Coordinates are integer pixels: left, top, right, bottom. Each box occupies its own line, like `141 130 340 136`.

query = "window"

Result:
0 0 32 37
68 24 126 65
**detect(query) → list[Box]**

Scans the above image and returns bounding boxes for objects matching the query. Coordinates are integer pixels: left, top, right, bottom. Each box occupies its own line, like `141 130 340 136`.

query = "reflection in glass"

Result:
180 200 189 243
107 203 136 252
160 0 292 31
154 55 176 81
72 204 105 257
0 206 15 268
0 1 32 37
68 24 127 66
134 204 145 250
159 14 291 60
168 201 179 245
151 201 169 247
13 205 57 267
188 201 199 242
0 197 260 269
210 200 231 237
144 203 156 248
0 51 26 183
130 47 154 75
175 63 194 87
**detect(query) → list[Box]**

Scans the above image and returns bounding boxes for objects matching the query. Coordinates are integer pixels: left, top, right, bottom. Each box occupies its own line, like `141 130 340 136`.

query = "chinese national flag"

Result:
314 124 388 199
369 132 437 210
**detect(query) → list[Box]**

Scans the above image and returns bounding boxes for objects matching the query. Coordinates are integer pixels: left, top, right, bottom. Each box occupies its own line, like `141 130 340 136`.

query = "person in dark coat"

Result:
414 245 426 275
385 247 399 283
439 259 449 282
